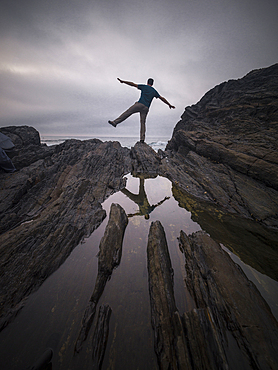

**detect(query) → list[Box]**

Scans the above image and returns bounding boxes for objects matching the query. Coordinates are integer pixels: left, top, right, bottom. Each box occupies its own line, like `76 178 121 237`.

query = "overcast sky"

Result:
0 0 277 140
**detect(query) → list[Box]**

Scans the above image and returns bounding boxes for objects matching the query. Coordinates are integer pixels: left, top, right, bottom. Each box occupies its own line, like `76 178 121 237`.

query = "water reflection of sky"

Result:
0 173 201 370
99 174 201 369
0 173 277 370
103 174 201 231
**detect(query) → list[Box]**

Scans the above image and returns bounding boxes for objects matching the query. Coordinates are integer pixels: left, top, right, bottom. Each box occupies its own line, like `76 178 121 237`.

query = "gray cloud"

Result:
1 0 277 138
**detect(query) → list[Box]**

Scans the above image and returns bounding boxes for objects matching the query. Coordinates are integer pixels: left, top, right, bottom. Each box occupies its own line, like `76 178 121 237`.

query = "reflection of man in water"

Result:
121 177 169 219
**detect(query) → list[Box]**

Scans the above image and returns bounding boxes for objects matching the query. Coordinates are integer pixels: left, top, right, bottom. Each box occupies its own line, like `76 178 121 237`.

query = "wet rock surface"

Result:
179 230 278 369
92 304 112 370
147 221 278 369
164 63 278 229
147 220 191 369
0 130 130 331
172 184 278 281
74 203 128 353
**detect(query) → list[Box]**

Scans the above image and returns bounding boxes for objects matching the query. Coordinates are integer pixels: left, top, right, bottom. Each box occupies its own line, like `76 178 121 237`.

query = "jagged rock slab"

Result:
92 304 112 370
0 129 130 331
147 220 278 369
97 203 128 274
0 125 55 170
74 203 128 353
147 220 190 369
130 141 161 176
179 230 278 369
0 125 41 147
147 221 231 370
182 307 228 370
172 184 278 281
164 63 278 229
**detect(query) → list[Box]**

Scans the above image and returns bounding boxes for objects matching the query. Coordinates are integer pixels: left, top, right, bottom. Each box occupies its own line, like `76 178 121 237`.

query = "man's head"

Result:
147 78 154 86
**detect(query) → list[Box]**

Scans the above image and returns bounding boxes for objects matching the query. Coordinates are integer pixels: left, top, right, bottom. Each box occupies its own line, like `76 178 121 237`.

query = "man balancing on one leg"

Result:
108 78 175 143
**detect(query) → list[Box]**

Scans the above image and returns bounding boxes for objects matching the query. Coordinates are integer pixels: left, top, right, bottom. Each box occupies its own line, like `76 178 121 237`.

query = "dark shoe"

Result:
108 120 116 127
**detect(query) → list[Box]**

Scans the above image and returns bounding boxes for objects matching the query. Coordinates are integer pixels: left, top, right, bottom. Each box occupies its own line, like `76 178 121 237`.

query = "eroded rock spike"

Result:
74 203 128 353
92 304 112 370
147 220 190 369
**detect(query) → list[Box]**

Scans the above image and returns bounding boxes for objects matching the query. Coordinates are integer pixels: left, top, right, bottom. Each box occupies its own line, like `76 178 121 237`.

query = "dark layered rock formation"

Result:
92 304 112 370
164 63 278 229
0 131 130 331
130 141 161 176
180 230 278 369
75 203 128 353
172 184 278 281
147 221 190 369
147 221 278 369
129 137 278 281
0 125 54 170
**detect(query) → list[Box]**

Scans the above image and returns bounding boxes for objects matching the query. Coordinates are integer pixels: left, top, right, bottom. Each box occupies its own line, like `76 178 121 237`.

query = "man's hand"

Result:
159 96 175 109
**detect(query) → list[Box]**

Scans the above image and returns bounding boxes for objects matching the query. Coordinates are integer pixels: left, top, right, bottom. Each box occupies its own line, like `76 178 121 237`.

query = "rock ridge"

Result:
147 221 278 369
0 130 130 331
164 63 278 228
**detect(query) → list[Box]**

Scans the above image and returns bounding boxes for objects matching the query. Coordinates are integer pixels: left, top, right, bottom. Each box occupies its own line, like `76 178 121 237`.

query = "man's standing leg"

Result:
139 105 149 142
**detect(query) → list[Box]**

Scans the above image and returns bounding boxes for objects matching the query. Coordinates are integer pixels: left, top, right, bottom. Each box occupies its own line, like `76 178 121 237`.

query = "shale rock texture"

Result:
0 125 55 170
147 221 190 369
165 63 278 229
147 221 278 369
75 203 128 353
179 230 278 369
0 128 130 331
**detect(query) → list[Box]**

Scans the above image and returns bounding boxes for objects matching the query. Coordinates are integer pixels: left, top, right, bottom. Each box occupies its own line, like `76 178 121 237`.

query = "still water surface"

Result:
1 174 277 369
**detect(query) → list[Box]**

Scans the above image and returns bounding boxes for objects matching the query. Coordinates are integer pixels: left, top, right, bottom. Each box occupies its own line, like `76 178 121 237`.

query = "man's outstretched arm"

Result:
159 96 175 109
117 78 138 88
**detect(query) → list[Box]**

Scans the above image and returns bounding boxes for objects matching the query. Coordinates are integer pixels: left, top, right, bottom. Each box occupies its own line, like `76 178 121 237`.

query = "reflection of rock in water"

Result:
121 175 169 219
74 203 128 353
172 184 278 281
147 221 278 369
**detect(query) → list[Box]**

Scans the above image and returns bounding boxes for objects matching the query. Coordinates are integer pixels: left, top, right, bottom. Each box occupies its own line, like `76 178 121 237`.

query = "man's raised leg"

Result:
109 103 140 127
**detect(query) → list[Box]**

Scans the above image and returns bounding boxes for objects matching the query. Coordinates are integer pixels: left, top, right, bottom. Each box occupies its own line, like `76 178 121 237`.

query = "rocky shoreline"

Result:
1 63 278 368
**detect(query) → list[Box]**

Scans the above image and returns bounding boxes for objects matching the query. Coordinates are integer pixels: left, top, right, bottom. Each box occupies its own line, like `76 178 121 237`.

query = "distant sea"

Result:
41 135 171 152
